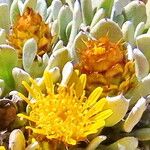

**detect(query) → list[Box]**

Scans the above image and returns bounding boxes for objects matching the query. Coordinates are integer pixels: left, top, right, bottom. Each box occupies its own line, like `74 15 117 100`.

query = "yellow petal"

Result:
83 87 103 110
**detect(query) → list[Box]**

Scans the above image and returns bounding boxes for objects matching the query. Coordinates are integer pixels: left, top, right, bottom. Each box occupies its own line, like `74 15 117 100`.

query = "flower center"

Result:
8 8 53 58
76 37 137 96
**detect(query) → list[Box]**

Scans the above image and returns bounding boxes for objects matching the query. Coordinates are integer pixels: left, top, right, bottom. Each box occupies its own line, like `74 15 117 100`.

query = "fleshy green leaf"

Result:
9 129 25 150
58 5 72 44
123 1 147 27
91 18 123 42
0 28 6 44
36 0 47 21
65 0 75 11
61 62 73 87
104 94 130 127
105 137 138 150
51 0 62 21
22 0 37 14
0 45 18 94
52 40 64 52
127 73 150 106
66 21 72 41
46 47 71 70
98 0 114 17
22 38 37 73
12 67 30 93
0 79 5 96
86 136 107 150
10 0 20 25
80 0 93 25
73 31 88 62
0 3 10 32
122 21 135 45
67 0 82 48
90 8 105 29
123 97 147 132
134 22 145 39
133 128 150 141
145 0 150 29
133 48 149 80
136 34 150 65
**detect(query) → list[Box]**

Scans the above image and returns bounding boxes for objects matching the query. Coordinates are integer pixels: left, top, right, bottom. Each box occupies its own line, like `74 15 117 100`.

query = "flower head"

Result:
18 71 112 146
0 147 5 150
76 36 137 96
8 8 53 58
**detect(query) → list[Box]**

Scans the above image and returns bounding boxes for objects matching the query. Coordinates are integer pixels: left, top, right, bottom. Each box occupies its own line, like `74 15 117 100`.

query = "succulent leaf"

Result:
105 137 138 150
133 128 150 141
73 31 88 61
12 67 30 93
91 18 123 42
22 0 37 15
90 8 105 29
127 43 134 60
51 0 62 21
86 136 107 150
133 48 149 80
136 34 150 65
80 0 93 26
145 0 150 29
134 22 145 39
51 19 59 37
65 0 75 11
122 21 135 45
123 97 147 133
37 67 60 93
36 0 47 20
128 73 150 106
47 47 71 70
25 141 40 150
10 0 20 25
67 0 82 48
0 79 4 96
53 40 64 52
9 129 25 150
46 0 53 7
123 1 147 27
0 28 6 44
66 21 72 41
22 38 37 73
98 0 114 17
61 62 73 87
0 3 10 32
104 94 130 127
0 45 17 94
111 0 131 19
46 6 53 23
58 5 72 44
113 14 124 27
17 0 23 15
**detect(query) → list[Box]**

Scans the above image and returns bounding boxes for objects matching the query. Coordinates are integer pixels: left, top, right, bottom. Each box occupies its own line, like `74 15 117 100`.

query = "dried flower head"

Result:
76 36 137 96
8 8 53 58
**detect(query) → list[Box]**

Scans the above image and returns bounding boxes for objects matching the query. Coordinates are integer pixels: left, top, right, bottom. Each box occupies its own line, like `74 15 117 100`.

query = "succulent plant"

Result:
0 0 67 95
0 0 150 150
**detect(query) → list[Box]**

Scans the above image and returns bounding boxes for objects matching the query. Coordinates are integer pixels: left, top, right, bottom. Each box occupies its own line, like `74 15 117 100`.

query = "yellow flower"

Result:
0 146 5 150
8 8 53 58
76 36 137 96
18 71 112 146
